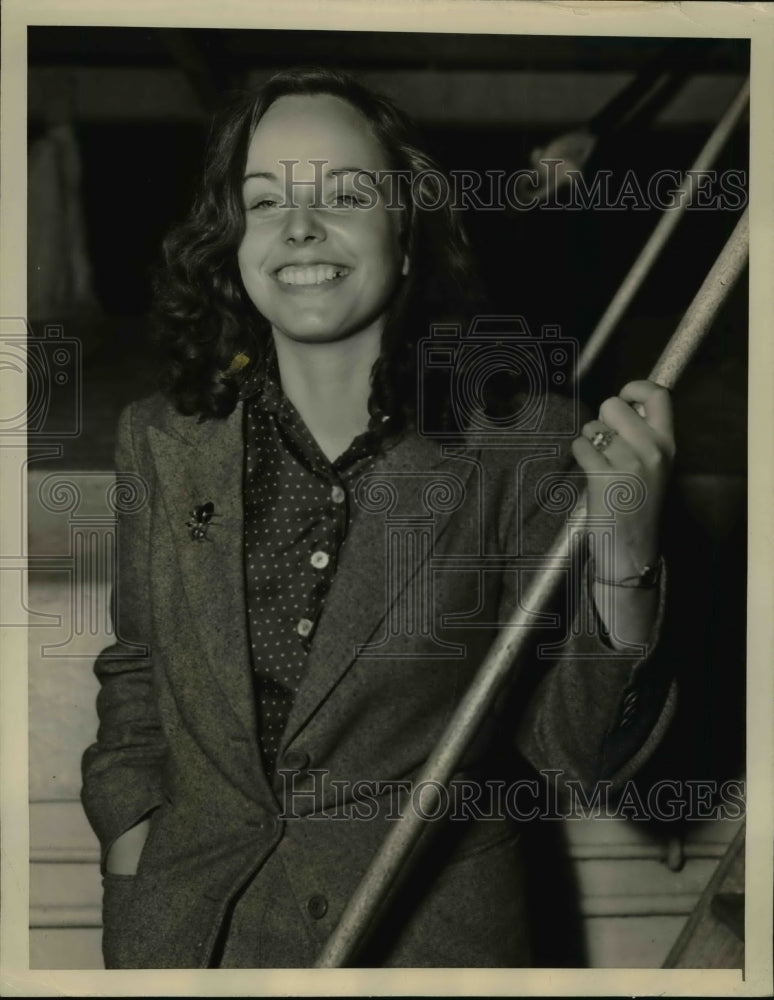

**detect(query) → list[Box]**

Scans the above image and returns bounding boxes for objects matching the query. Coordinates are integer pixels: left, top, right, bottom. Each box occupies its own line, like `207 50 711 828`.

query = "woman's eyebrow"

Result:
328 168 378 184
243 170 279 183
243 167 379 183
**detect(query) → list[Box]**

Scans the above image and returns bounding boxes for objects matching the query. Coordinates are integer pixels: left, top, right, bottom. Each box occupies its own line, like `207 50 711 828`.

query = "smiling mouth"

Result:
275 264 351 286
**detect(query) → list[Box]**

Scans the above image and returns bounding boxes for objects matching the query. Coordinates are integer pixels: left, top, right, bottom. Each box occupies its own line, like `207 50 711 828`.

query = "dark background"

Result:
27 27 749 966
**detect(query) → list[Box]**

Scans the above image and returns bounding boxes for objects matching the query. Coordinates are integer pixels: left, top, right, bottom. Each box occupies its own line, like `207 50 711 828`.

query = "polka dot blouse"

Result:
238 347 400 777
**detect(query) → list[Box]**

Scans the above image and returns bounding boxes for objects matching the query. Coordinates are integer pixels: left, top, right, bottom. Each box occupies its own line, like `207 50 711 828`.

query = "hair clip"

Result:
186 501 216 541
219 353 251 380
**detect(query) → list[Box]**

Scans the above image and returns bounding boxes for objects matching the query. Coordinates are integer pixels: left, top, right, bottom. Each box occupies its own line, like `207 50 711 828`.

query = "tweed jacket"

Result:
81 389 675 968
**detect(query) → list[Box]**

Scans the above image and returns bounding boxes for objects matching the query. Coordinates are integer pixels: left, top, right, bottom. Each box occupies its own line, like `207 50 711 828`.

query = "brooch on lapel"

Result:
186 501 216 541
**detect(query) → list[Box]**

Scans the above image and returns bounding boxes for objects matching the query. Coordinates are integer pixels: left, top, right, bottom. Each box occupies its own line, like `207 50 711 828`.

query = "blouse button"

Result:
330 485 345 504
311 550 330 570
296 618 313 637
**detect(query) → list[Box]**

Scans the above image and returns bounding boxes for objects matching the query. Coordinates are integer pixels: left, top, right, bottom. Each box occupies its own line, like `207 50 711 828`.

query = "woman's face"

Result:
237 93 408 346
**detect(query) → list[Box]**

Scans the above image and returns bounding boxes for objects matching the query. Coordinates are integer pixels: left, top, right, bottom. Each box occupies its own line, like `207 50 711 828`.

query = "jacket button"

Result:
307 894 328 919
282 750 310 772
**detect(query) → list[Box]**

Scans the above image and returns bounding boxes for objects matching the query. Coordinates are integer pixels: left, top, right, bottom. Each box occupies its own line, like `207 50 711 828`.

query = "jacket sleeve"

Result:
80 401 168 869
496 395 676 792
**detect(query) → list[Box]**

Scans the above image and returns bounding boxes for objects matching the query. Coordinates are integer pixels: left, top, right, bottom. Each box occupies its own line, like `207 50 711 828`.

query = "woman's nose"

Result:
282 204 326 244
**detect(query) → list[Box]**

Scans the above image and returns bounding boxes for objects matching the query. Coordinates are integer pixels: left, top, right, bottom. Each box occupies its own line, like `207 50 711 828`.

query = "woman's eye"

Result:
331 194 361 208
249 198 278 211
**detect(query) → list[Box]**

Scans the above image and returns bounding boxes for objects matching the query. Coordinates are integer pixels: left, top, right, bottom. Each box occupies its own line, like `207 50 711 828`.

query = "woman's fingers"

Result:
573 381 675 511
574 416 663 572
617 380 675 453
597 386 675 467
577 418 637 470
596 400 665 470
571 431 611 473
573 383 673 579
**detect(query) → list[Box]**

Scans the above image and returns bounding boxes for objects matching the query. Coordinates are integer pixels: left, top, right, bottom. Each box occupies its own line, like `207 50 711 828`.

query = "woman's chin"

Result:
270 319 384 347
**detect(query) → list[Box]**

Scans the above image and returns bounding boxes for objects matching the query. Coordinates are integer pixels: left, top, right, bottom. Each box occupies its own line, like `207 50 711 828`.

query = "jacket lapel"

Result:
146 399 479 774
280 434 479 751
147 403 258 744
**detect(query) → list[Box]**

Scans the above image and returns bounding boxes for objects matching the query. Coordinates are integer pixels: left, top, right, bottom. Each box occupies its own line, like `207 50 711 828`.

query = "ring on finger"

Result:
589 428 617 453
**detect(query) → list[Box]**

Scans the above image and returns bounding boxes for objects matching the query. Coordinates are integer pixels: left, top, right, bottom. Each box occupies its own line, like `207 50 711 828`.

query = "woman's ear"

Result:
401 253 410 276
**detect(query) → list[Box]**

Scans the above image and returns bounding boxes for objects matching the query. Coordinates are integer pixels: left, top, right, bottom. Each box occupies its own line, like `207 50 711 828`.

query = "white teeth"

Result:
276 264 349 285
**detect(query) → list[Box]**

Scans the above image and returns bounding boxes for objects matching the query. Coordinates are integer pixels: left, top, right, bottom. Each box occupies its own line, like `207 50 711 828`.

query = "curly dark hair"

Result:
151 66 486 431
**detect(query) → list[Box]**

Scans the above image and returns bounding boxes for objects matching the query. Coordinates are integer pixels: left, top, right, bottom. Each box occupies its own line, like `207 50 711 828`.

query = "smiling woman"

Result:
236 93 411 460
150 67 482 433
81 66 677 969
238 94 408 350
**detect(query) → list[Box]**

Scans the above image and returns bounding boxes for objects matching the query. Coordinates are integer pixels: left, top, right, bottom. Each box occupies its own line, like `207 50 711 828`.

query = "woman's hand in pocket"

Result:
105 817 152 875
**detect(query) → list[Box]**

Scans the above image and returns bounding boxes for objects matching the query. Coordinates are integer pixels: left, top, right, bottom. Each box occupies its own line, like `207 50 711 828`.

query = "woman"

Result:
81 67 676 968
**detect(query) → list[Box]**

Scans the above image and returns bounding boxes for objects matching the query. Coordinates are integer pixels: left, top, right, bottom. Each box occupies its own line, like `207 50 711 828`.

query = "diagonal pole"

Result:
315 207 749 968
573 76 749 384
